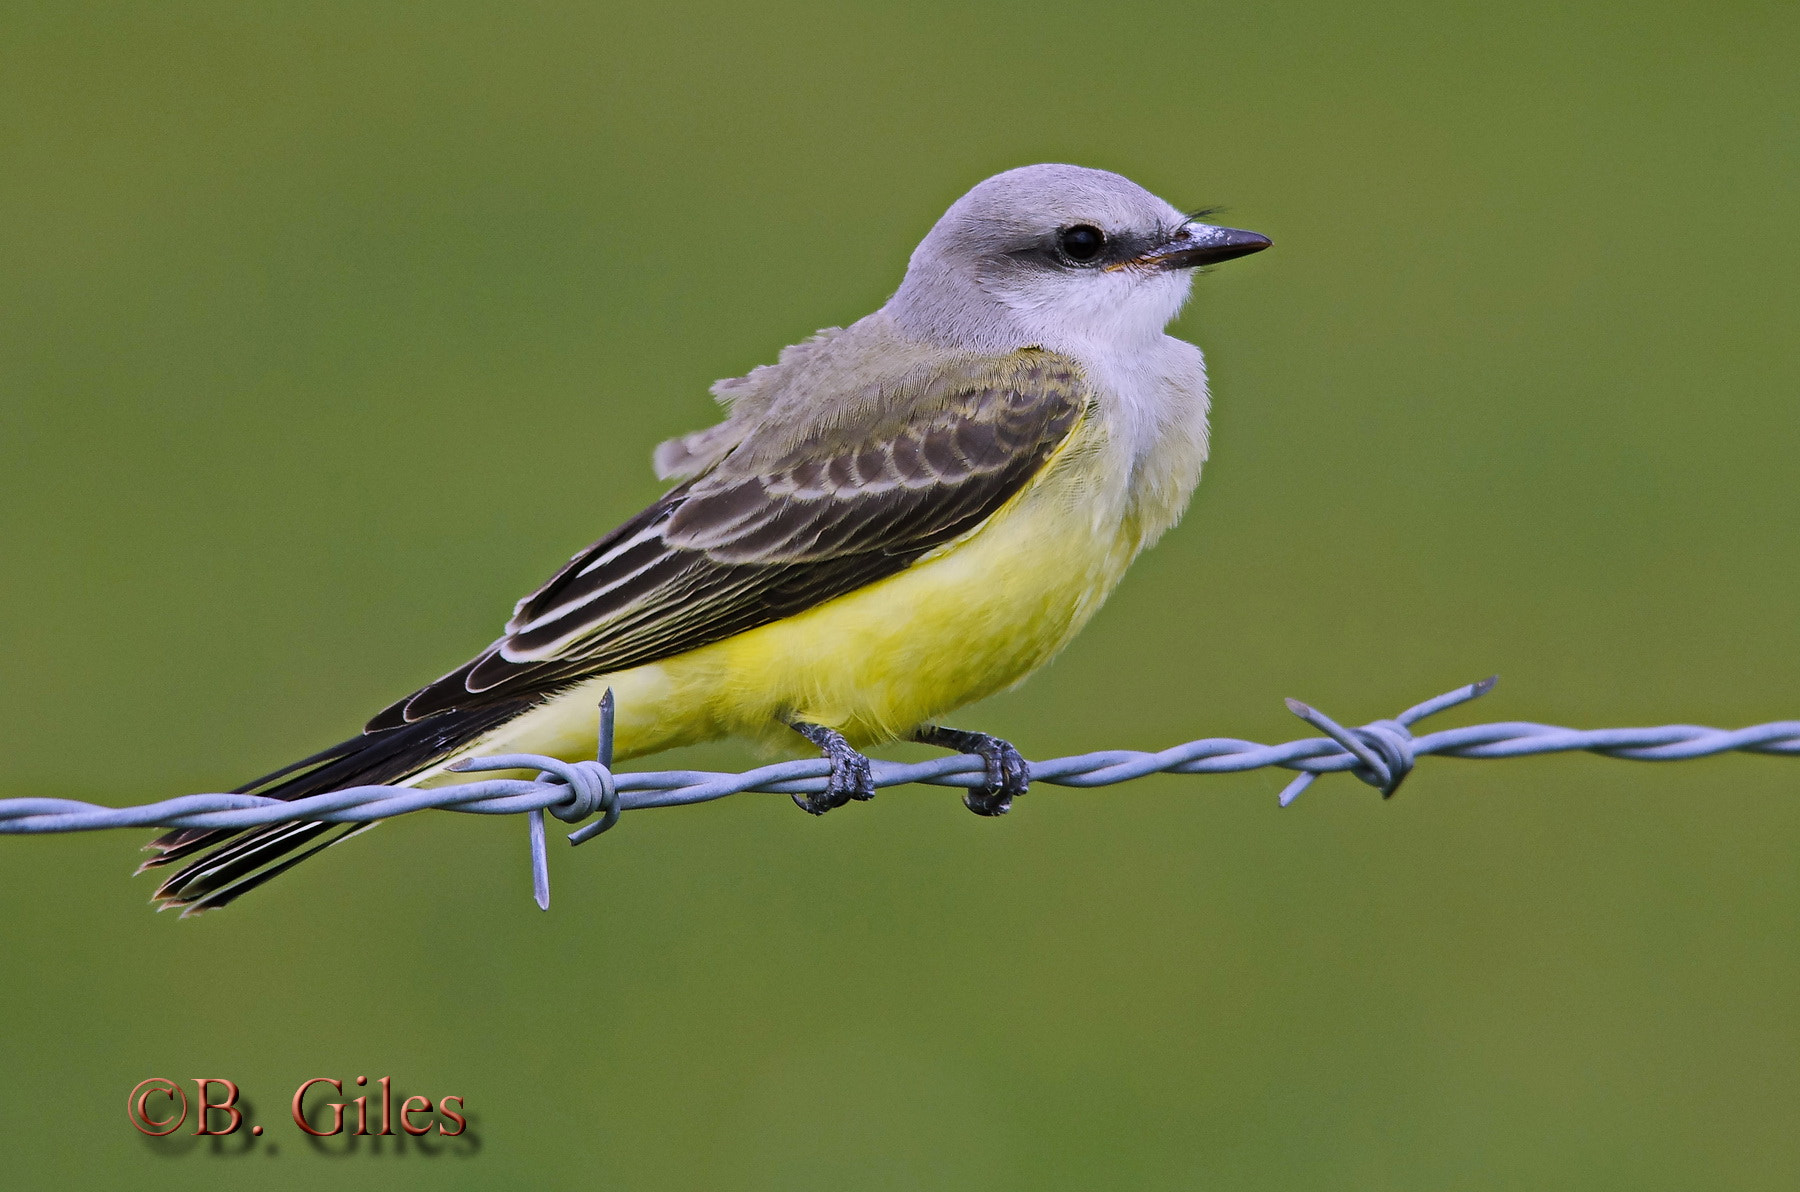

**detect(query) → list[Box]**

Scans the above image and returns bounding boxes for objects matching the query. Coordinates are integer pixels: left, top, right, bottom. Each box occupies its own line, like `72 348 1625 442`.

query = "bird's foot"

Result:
788 721 876 814
913 725 1030 816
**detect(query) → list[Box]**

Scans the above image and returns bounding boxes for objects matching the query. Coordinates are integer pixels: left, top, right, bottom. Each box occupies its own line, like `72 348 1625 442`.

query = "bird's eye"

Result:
1058 224 1106 263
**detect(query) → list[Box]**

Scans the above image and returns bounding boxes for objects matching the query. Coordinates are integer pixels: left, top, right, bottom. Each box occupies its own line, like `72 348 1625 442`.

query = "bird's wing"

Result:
369 348 1089 728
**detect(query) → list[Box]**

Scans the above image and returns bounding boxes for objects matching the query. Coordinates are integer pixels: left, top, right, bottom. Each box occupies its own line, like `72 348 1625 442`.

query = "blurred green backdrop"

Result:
2 2 1798 1188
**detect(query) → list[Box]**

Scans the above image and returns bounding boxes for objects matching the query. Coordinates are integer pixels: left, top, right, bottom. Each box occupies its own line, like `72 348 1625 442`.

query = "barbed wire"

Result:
3 677 1797 910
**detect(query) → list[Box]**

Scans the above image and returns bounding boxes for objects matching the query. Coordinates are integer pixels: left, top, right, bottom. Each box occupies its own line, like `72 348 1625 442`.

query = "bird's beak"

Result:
1122 222 1271 271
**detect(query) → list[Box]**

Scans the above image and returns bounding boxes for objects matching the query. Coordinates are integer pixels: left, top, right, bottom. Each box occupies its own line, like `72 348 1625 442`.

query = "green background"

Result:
2 2 1797 1188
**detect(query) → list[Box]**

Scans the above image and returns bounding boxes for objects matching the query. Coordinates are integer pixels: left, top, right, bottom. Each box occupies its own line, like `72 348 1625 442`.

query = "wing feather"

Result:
368 349 1088 729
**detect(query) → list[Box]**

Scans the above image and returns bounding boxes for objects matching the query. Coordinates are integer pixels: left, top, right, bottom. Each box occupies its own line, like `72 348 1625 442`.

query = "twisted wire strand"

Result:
4 678 1797 909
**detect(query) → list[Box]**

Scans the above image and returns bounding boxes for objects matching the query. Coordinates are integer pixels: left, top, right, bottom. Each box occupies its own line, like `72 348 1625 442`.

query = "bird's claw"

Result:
788 720 876 815
913 726 1030 816
962 737 1028 816
793 749 874 815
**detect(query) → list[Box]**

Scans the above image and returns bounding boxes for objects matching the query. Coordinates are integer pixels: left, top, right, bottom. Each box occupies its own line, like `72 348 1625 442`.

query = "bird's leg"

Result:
912 725 1029 816
788 721 876 815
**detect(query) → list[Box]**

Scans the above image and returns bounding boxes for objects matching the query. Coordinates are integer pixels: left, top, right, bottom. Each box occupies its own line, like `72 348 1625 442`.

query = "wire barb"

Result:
5 676 1800 910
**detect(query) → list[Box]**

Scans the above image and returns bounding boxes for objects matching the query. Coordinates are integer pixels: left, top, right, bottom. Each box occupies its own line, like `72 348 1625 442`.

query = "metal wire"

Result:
3 677 1797 909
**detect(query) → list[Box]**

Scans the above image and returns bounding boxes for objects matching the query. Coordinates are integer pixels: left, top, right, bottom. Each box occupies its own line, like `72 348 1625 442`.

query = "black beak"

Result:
1130 222 1271 271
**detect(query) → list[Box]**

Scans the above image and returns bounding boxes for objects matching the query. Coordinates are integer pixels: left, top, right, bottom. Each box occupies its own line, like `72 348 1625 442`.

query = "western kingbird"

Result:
141 163 1270 913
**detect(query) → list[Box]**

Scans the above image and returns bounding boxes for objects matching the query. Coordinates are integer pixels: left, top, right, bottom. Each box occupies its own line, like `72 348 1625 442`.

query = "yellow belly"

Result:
424 419 1149 772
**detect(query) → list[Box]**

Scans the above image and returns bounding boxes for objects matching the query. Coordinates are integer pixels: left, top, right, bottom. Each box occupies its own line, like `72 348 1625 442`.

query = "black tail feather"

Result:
152 821 341 906
141 700 531 915
170 824 377 916
139 734 375 870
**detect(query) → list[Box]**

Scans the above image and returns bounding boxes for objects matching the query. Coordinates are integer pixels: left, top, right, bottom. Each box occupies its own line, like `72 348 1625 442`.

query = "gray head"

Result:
886 164 1268 354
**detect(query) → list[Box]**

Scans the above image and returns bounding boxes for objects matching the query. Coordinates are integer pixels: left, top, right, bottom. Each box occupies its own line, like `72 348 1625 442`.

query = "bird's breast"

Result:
1074 334 1211 547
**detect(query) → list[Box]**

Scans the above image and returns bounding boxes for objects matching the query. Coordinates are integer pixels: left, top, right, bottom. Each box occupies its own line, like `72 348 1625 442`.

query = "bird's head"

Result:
888 163 1269 354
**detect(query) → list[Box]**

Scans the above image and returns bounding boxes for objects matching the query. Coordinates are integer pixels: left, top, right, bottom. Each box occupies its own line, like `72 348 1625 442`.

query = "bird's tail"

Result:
137 701 530 916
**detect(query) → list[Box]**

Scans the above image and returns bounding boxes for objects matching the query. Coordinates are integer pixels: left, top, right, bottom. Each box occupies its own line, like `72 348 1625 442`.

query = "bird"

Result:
139 163 1270 914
